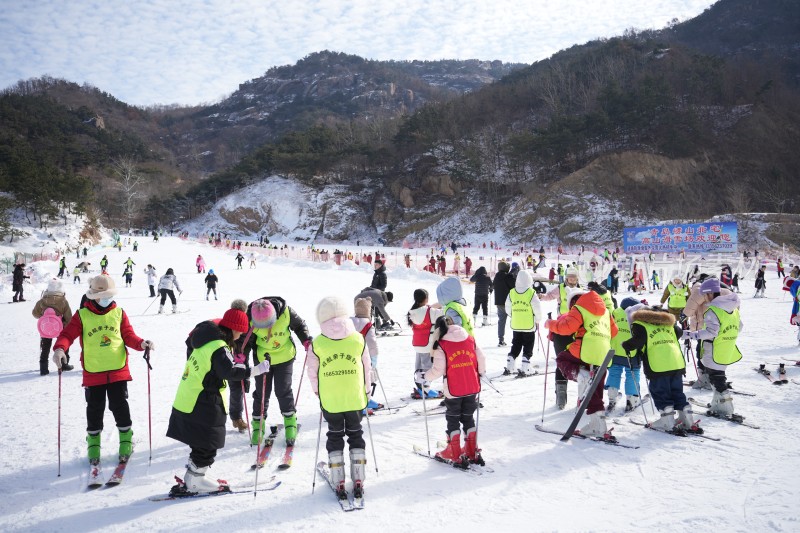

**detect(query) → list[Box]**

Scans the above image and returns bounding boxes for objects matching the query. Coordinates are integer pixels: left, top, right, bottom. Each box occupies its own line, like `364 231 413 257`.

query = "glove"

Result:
302 339 312 351
544 319 555 330
370 356 378 369
791 314 799 326
233 352 246 364
52 349 67 369
252 360 270 376
414 370 425 384
681 330 694 341
141 340 155 351
243 378 251 393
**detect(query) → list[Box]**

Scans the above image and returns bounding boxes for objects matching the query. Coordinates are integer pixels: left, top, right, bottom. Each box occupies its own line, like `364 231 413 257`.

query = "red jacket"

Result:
548 291 618 359
54 300 144 387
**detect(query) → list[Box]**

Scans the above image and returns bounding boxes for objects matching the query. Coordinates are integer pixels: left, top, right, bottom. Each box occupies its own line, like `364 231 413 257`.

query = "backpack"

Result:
37 308 63 339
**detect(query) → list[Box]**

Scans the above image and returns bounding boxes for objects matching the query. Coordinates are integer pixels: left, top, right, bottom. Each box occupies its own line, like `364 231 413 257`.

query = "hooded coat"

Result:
621 308 684 379
684 280 732 330
408 305 445 353
504 270 542 332
548 291 618 360
424 325 486 399
32 291 72 327
436 277 469 327
469 266 493 297
370 264 387 291
167 321 251 450
492 266 515 306
691 292 743 371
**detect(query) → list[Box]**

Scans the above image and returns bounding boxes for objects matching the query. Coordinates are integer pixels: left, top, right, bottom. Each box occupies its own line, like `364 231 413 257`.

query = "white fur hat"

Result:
565 267 579 278
85 274 118 300
566 288 587 306
317 296 348 324
46 278 64 295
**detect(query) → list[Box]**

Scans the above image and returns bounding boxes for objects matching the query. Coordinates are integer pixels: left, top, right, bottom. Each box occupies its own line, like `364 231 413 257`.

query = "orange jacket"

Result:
549 291 618 359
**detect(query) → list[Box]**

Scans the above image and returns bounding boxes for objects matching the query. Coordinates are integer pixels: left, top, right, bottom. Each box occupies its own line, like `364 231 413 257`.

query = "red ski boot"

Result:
463 427 485 466
435 431 468 469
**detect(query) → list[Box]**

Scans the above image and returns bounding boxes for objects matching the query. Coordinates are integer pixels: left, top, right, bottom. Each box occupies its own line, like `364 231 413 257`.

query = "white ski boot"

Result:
350 448 366 498
606 387 619 410
482 315 489 327
172 304 177 314
692 369 713 390
625 395 641 412
158 305 164 314
555 381 568 410
578 412 608 437
709 390 734 417
473 314 479 327
577 368 590 401
519 357 531 375
328 450 346 498
504 355 515 376
650 406 676 431
676 405 703 434
184 459 227 493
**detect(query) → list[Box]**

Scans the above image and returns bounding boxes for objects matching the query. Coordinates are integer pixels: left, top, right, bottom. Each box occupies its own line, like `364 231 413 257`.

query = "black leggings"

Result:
85 381 131 432
159 289 176 305
444 394 478 434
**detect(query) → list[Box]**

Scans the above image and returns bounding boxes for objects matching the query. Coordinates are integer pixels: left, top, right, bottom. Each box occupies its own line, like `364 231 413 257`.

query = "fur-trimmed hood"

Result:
630 308 676 326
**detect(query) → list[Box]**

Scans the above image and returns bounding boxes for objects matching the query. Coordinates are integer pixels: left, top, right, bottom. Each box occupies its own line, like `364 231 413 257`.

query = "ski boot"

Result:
676 405 703 434
577 412 609 438
503 355 515 376
328 451 347 501
283 412 298 446
625 395 640 412
498 339 507 347
158 305 164 314
606 386 619 411
650 406 682 434
692 368 713 390
577 368 590 401
473 314 479 327
182 459 229 494
463 427 485 466
172 304 178 314
709 389 734 417
555 380 568 410
435 431 468 469
87 432 101 463
482 315 489 327
518 357 531 376
118 427 133 462
250 417 263 446
349 448 367 499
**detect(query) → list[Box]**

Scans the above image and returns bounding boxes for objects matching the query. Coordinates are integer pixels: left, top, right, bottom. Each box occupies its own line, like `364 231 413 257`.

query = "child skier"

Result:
622 305 702 434
754 265 766 298
660 276 689 321
204 269 219 300
606 297 644 412
352 297 382 412
52 275 153 470
122 266 133 288
235 253 244 269
249 252 257 269
540 266 581 409
167 300 270 495
196 255 205 274
157 268 182 313
420 316 486 467
504 270 542 376
436 277 474 335
407 289 444 399
73 266 81 284
307 296 371 501
32 279 74 374
144 265 157 297
469 266 493 327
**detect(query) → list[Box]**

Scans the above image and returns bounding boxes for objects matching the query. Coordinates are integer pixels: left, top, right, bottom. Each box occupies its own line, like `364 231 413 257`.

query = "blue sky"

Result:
0 0 716 106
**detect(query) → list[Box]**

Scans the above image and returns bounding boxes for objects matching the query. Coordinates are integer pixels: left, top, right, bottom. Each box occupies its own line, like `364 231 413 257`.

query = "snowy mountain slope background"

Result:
0 231 799 532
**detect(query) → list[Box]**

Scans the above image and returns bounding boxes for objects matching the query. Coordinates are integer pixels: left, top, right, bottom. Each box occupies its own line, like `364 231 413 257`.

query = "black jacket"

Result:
621 308 684 379
167 321 250 450
371 265 387 291
470 267 494 297
244 296 311 364
204 274 218 288
492 270 515 305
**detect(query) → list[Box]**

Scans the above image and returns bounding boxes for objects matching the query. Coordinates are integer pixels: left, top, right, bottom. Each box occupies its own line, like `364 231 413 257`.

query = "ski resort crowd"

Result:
26 241 800 503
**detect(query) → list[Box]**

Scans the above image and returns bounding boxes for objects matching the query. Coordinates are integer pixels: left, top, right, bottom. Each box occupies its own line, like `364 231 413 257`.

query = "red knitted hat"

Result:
219 308 249 333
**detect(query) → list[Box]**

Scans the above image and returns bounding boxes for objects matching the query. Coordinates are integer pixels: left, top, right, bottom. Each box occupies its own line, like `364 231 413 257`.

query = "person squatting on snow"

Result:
684 274 733 390
437 277 474 336
408 289 444 400
32 279 74 374
204 270 219 300
144 265 157 297
420 316 486 467
306 296 371 500
681 278 743 418
660 276 689 321
622 305 702 434
244 296 311 447
492 261 516 347
469 266 493 327
167 301 270 494
52 275 154 466
605 298 643 412
354 287 395 330
540 266 581 409
352 297 382 411
545 287 618 437
503 270 542 376
157 268 182 313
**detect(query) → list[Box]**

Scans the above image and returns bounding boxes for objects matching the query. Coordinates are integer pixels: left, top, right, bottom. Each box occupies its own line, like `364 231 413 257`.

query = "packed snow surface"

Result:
0 236 798 532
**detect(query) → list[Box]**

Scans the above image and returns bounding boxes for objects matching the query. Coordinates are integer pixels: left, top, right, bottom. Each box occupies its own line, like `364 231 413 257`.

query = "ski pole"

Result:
142 347 153 465
474 391 481 453
241 380 251 441
374 368 393 409
253 373 268 499
480 375 503 395
625 353 650 426
363 406 379 475
57 367 62 477
687 341 700 380
293 348 308 409
420 372 431 457
540 313 552 424
142 293 159 315
311 411 323 494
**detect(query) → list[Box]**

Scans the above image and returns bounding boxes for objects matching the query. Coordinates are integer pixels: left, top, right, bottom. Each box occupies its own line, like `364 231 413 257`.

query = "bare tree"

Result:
111 157 144 231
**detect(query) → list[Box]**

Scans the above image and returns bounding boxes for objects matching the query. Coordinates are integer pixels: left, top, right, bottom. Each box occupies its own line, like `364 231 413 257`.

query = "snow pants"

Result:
444 394 478 434
149 284 156 297
228 378 249 420
85 381 131 433
190 447 217 468
495 305 508 343
414 352 433 388
509 330 535 360
323 410 365 453
472 295 489 316
605 363 641 396
555 350 606 414
159 289 176 305
551 332 573 383
648 373 688 411
251 359 295 419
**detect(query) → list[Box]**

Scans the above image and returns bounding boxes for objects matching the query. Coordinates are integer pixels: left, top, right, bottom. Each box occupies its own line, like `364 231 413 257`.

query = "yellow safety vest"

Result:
313 333 368 413
599 291 614 312
509 288 536 331
80 308 126 373
253 309 296 365
443 301 474 336
173 339 229 414
667 283 688 308
635 321 685 373
558 284 569 315
705 306 743 365
574 305 612 366
610 307 631 357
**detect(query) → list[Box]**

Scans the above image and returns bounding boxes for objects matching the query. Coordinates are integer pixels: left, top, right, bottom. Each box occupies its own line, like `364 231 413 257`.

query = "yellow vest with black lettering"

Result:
253 310 296 365
80 308 126 373
558 284 569 315
574 305 611 366
610 307 632 357
313 333 368 413
667 283 688 308
599 291 614 312
443 301 474 336
634 321 685 372
173 339 229 414
509 288 536 331
706 306 743 365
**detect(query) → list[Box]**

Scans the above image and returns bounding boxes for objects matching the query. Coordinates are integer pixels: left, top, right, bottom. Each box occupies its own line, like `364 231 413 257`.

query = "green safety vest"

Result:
705 306 743 365
599 291 614 312
610 307 632 357
558 284 570 315
667 283 688 308
313 333 368 413
173 339 228 414
444 301 474 336
634 321 685 373
253 309 296 365
509 288 536 331
574 305 612 366
80 308 126 373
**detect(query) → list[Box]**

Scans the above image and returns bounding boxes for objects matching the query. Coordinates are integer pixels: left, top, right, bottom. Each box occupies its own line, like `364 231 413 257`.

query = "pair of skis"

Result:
149 476 281 501
686 397 760 429
87 459 129 490
755 363 789 385
315 462 365 511
251 424 299 470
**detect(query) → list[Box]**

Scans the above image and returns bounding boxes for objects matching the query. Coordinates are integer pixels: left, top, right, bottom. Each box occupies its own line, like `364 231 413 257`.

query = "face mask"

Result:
98 298 113 307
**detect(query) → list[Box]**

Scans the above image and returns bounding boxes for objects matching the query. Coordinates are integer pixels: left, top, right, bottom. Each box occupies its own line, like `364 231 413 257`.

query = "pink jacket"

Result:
424 325 486 398
306 317 371 396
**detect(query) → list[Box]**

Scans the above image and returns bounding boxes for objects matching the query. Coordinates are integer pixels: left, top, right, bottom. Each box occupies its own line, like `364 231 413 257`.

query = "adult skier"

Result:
492 261 515 347
157 268 182 313
540 266 581 408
